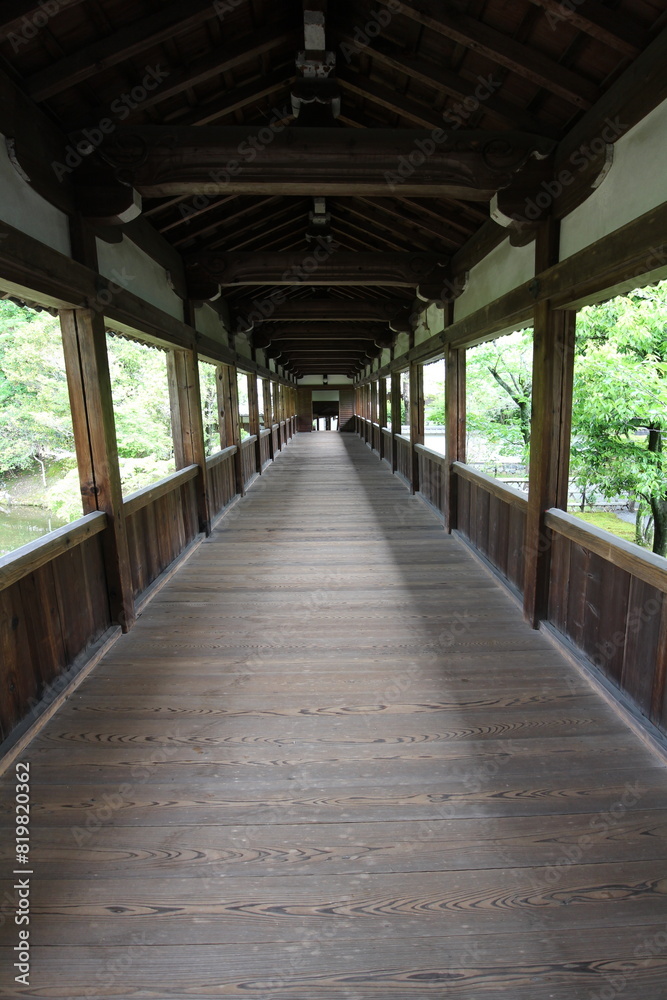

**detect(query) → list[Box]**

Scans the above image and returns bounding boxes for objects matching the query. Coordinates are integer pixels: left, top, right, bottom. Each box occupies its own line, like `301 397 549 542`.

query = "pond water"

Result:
0 506 68 557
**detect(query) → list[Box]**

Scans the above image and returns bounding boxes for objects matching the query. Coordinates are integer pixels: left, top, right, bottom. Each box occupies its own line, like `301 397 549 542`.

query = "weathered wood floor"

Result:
2 431 667 998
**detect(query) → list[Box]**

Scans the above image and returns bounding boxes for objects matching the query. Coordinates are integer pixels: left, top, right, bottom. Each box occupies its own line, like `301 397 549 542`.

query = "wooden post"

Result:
445 346 466 532
390 372 401 474
60 308 136 632
263 379 274 458
215 364 228 447
167 348 211 535
409 361 424 494
370 380 378 426
523 221 576 627
221 364 245 496
247 374 263 473
378 376 388 459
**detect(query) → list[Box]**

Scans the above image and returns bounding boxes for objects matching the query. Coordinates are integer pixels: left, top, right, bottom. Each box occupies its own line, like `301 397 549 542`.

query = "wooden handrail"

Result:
415 443 447 467
123 465 199 517
242 435 258 447
453 461 529 510
0 511 107 592
260 428 271 437
205 445 237 470
394 433 410 443
545 507 667 593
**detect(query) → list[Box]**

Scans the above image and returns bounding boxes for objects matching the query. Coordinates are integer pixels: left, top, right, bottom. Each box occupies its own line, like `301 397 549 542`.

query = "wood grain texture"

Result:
1 432 666 999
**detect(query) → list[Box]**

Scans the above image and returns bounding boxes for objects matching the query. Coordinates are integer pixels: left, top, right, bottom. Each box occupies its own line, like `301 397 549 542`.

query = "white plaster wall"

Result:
0 133 70 255
194 302 229 345
560 99 667 260
395 332 410 358
414 303 444 344
96 235 183 320
454 238 534 321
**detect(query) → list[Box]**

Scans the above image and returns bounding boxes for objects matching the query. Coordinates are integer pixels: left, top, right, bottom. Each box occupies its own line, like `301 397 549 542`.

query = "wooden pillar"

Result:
221 364 245 497
167 348 211 535
248 374 264 472
370 380 378 425
390 372 401 473
409 362 424 494
60 308 136 632
215 364 229 447
523 221 576 627
378 377 388 459
445 346 466 532
263 379 274 458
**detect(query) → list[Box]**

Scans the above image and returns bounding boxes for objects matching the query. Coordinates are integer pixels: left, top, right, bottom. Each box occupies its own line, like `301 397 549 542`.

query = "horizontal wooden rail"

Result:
205 445 237 469
415 443 447 467
123 465 199 517
453 461 529 511
394 433 410 442
242 435 258 447
0 511 107 592
545 508 667 594
260 428 271 437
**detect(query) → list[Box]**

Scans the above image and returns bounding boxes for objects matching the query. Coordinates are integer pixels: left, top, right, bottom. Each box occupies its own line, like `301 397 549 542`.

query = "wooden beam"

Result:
68 26 296 130
24 0 224 100
556 23 667 166
100 126 555 199
525 0 648 58
190 251 450 289
273 340 380 353
376 0 600 109
237 298 413 327
523 222 575 628
0 0 85 37
337 71 445 128
167 67 296 127
334 33 560 137
269 325 383 339
59 308 136 631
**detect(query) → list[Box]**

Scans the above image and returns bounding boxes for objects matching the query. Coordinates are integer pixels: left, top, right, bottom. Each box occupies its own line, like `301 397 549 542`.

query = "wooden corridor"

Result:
2 431 667 998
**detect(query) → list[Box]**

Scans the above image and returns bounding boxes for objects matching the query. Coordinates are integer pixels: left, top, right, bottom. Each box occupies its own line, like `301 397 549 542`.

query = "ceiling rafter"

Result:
375 0 600 109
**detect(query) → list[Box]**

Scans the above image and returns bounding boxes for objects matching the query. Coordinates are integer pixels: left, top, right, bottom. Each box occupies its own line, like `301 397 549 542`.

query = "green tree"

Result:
571 285 667 556
0 301 75 478
466 329 533 464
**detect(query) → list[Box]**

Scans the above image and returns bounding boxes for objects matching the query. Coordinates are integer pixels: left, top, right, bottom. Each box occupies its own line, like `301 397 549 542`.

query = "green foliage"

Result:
466 329 533 463
48 457 175 521
0 302 74 472
571 283 667 554
106 333 174 461
199 360 221 456
572 511 637 545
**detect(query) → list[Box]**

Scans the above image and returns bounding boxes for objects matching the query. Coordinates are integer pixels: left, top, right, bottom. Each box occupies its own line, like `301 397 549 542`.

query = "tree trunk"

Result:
647 426 667 556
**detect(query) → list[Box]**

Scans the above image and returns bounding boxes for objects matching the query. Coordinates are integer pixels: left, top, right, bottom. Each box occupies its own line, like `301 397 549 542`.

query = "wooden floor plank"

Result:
1 432 667 999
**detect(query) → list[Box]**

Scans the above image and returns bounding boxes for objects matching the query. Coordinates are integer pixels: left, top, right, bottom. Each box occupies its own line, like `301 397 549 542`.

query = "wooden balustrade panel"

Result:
455 473 527 596
241 438 258 486
208 454 237 520
272 425 280 454
372 425 381 453
547 531 667 734
381 427 392 464
260 432 271 468
125 478 199 601
418 451 446 518
0 531 111 740
395 437 412 486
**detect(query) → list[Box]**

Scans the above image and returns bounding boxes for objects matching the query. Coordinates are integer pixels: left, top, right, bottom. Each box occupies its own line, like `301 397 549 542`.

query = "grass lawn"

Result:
571 510 639 545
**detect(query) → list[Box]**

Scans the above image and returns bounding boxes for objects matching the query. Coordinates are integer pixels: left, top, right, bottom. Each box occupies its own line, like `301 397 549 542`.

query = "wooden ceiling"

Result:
1 0 666 376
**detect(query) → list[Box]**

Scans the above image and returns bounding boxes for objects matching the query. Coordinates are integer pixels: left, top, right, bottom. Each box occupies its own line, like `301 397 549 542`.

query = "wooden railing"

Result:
0 511 111 741
272 422 280 454
395 434 412 486
545 508 667 733
416 444 447 519
260 428 272 467
371 422 381 453
453 462 528 596
241 434 258 486
206 446 237 520
124 465 200 602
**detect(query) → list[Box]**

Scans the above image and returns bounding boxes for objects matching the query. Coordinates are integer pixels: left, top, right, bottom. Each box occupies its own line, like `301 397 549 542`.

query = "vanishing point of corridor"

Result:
2 432 667 998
